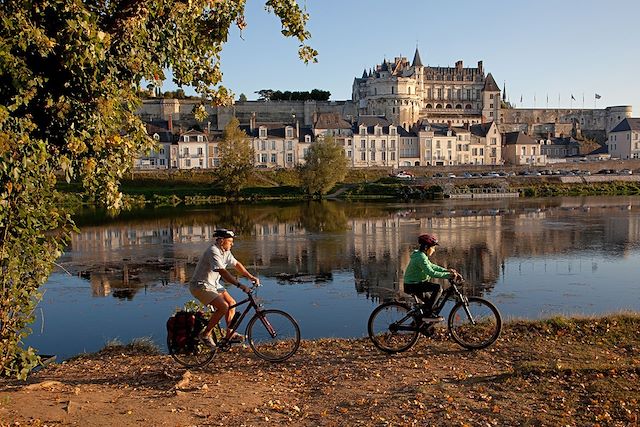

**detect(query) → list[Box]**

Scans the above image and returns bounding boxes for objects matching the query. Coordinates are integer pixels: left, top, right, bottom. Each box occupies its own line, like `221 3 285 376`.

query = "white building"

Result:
175 129 208 169
608 118 640 159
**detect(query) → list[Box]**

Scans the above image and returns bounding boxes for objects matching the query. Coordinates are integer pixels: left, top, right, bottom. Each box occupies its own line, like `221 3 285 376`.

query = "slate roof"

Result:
483 73 500 92
412 48 423 67
313 112 352 130
503 131 538 145
357 116 391 128
610 118 640 132
469 122 494 137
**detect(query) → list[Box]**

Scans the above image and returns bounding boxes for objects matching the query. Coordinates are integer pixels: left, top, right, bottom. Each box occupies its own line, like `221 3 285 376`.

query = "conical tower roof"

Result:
412 47 423 67
483 73 500 92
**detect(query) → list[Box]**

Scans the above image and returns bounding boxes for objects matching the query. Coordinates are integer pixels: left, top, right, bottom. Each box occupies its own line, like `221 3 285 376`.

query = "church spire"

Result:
502 81 507 101
412 47 423 67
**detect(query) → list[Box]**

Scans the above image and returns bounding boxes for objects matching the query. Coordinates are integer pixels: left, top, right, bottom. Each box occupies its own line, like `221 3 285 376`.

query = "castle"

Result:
134 47 635 169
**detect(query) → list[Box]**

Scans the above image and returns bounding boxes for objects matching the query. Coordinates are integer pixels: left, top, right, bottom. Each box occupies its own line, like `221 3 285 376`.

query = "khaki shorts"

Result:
190 283 225 305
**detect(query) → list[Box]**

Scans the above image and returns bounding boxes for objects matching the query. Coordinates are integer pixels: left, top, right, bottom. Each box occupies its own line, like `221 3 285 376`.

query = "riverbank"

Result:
2 314 638 426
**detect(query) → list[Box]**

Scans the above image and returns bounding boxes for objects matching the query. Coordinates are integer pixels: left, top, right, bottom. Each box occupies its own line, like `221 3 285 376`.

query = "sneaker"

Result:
198 332 216 349
421 315 444 323
228 333 245 344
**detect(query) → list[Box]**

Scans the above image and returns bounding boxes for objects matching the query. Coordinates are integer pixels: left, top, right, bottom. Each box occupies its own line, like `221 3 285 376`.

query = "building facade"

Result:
608 118 640 159
352 49 501 130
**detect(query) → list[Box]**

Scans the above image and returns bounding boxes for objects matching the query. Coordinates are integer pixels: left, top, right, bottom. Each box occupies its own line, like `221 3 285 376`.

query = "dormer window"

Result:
305 135 311 143
286 127 293 138
259 127 267 138
153 133 160 141
360 127 366 136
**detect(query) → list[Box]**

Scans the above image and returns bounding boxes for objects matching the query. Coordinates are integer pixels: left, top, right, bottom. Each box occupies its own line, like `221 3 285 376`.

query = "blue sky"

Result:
166 0 640 114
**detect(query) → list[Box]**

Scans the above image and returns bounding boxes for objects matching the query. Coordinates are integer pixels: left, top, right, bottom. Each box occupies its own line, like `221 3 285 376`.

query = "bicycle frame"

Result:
393 281 470 332
218 291 278 345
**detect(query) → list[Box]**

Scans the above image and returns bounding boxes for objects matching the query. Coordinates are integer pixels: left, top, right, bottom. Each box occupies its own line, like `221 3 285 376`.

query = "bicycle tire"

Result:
167 328 218 368
247 309 300 362
448 297 502 350
368 301 419 353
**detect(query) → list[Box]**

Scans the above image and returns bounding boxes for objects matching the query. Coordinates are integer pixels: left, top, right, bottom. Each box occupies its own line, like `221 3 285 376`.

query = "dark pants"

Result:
404 281 442 314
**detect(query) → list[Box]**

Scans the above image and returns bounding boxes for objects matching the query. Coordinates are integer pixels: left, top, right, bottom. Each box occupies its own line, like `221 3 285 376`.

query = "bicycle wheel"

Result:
247 309 300 362
448 297 502 350
368 302 419 353
167 326 219 368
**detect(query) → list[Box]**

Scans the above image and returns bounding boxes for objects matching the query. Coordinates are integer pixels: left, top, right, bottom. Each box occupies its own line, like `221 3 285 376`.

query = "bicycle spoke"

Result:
368 302 419 353
247 310 300 362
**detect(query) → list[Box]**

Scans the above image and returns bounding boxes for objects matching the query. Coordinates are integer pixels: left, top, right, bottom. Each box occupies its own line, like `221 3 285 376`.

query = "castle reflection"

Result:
62 197 640 301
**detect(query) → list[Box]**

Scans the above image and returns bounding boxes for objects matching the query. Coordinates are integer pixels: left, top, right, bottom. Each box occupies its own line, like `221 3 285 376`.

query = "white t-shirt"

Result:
189 244 238 291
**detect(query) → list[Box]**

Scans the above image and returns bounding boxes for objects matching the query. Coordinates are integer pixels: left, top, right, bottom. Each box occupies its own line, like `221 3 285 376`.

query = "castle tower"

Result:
481 73 501 123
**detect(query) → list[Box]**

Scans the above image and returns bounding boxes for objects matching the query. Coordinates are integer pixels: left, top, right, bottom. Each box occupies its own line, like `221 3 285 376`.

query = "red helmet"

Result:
418 234 439 247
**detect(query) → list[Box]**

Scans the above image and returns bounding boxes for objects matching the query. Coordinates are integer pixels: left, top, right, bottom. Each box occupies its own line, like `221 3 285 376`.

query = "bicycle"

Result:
168 282 301 368
368 277 502 353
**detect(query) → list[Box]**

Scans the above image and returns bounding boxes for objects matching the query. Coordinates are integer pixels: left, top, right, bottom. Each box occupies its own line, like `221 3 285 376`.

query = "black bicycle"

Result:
368 277 502 353
168 282 300 368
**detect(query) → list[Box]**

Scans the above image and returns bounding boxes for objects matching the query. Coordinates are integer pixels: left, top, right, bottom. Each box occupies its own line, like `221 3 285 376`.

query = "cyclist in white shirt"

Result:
189 229 260 347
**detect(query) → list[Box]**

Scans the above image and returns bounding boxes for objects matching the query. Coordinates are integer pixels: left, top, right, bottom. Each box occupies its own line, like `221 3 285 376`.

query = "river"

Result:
26 196 640 360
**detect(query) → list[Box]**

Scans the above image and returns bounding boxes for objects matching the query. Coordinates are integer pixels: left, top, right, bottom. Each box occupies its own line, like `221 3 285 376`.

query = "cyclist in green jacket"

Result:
403 234 461 322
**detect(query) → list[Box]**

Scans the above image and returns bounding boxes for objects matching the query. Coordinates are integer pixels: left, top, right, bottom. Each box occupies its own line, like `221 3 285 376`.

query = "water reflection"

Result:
63 196 640 304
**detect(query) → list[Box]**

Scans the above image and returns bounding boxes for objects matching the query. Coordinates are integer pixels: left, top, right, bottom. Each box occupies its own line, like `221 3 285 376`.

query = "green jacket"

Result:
403 250 451 284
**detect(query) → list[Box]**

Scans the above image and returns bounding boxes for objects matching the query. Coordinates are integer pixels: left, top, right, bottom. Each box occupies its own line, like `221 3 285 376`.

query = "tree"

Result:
299 136 348 197
239 93 248 102
0 0 315 379
216 118 255 195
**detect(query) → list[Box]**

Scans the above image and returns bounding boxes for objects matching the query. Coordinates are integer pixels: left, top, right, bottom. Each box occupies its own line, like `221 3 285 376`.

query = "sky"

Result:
164 0 640 114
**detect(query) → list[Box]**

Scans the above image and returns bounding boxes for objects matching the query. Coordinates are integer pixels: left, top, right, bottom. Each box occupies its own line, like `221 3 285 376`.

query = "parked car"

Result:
596 169 616 175
394 171 414 179
462 172 474 178
447 173 457 178
433 172 444 178
619 169 633 175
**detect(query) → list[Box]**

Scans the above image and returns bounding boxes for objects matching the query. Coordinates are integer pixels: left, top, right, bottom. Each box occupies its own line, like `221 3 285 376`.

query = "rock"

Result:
24 381 64 391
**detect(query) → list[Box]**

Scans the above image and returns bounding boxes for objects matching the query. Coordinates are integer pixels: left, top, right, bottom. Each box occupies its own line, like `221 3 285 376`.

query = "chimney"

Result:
463 122 469 130
168 114 173 132
456 60 463 71
477 60 483 74
296 120 300 139
250 112 255 132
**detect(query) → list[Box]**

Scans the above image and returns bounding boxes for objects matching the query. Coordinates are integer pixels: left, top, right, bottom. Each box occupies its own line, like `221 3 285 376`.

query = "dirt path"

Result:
1 315 639 426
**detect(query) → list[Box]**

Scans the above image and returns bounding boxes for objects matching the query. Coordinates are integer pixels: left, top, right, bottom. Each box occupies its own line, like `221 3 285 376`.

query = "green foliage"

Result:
238 93 248 102
299 136 348 196
216 117 255 195
0 139 74 379
0 0 314 378
257 89 331 101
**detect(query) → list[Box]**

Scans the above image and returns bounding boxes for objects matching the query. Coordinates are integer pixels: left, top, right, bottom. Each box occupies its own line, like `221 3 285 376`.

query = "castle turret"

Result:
481 72 501 123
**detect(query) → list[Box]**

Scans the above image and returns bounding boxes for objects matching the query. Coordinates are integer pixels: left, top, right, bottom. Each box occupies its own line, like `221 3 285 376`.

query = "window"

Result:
347 150 352 158
183 147 189 155
390 128 396 136
271 154 277 163
197 147 203 155
391 139 396 149
159 148 165 155
186 159 191 167
260 153 267 162
382 152 386 161
391 87 394 94
370 140 375 149
361 152 366 161
287 141 293 150
371 152 376 161
361 140 366 149
259 128 267 138
489 104 494 108
159 159 165 165
491 137 497 145
391 152 396 161
271 141 276 150
287 153 293 163
286 128 293 138
490 94 494 99
360 127 366 136
197 135 203 142
305 135 311 143
261 141 266 150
